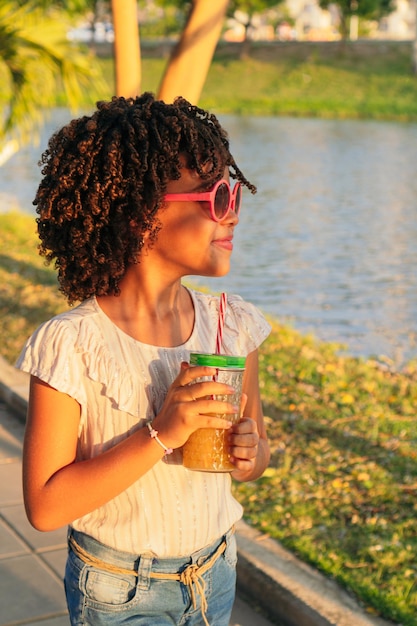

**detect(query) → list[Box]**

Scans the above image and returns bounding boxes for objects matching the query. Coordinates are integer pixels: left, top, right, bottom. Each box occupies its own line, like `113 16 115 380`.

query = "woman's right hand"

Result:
152 362 238 450
23 365 237 531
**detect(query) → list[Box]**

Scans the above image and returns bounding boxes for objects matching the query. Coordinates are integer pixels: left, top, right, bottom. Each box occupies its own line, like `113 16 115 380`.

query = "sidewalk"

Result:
0 355 397 626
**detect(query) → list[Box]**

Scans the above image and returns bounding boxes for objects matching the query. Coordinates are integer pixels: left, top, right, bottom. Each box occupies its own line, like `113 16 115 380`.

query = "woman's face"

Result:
147 166 239 281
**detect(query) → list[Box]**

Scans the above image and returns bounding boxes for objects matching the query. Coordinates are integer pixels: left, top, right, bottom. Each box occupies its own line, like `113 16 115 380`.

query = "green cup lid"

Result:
189 353 246 368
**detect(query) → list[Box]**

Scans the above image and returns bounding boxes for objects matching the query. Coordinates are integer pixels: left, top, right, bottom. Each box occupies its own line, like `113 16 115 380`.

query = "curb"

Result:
0 354 30 420
234 523 395 626
0 355 396 626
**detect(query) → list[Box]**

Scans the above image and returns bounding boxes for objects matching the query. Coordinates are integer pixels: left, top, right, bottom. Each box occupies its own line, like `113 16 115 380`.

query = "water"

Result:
1 111 417 365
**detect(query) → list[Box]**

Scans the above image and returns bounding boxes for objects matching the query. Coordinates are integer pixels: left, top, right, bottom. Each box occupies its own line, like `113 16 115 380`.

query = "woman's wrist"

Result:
146 421 174 456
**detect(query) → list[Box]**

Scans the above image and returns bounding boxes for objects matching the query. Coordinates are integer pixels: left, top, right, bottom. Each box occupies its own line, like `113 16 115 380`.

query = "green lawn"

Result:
1 212 416 624
88 42 417 121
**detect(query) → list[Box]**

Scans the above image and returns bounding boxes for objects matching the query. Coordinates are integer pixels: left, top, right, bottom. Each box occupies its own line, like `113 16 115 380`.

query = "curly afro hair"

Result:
34 93 255 304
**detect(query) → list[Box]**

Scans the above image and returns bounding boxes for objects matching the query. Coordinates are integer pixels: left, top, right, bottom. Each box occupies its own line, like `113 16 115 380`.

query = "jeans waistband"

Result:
68 527 234 573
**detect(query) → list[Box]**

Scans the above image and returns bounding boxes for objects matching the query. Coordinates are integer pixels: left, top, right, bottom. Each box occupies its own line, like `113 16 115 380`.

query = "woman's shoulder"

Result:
16 298 100 364
190 287 243 308
15 298 102 403
189 288 271 353
15 297 136 409
190 287 263 317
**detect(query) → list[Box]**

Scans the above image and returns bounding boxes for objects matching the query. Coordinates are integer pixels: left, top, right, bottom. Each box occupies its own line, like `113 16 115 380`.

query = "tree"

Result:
0 1 105 148
0 0 230 148
227 0 283 43
318 0 395 39
222 0 285 59
111 0 141 97
157 0 229 104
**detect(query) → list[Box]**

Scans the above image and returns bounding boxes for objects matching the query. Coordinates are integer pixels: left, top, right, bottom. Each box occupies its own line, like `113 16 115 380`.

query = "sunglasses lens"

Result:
214 183 230 219
234 184 242 215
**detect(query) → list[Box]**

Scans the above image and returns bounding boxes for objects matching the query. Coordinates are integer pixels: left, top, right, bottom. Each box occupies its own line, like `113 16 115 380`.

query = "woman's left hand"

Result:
228 417 260 473
228 350 271 481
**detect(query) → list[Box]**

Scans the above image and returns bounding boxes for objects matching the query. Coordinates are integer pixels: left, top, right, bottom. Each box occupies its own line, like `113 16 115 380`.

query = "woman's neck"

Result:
96 279 195 347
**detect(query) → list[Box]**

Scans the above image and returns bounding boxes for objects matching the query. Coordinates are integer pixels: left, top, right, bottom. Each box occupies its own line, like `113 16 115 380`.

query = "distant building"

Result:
376 0 415 39
285 0 416 40
224 0 416 42
286 0 340 40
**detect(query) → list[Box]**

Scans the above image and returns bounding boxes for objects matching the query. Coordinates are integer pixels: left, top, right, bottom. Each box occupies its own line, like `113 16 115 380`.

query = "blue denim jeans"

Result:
64 528 237 625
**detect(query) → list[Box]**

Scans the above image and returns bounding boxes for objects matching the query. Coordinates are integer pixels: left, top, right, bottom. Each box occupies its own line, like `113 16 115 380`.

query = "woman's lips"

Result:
213 237 233 250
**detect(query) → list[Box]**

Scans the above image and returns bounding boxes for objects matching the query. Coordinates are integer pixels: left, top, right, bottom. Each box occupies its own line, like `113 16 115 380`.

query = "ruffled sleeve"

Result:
15 304 140 416
16 315 88 407
224 294 271 355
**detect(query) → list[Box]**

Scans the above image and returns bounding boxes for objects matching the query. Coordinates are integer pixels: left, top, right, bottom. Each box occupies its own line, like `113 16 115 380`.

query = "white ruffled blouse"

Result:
17 288 271 557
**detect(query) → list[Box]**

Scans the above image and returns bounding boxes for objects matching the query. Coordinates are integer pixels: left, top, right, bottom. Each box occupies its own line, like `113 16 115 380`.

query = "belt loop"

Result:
137 553 153 590
225 524 235 547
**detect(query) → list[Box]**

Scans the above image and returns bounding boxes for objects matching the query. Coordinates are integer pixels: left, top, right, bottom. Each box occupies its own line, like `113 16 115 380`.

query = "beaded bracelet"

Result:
146 422 173 456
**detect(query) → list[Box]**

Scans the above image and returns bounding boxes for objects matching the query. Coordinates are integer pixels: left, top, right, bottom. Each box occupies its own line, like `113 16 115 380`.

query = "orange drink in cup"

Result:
182 353 246 472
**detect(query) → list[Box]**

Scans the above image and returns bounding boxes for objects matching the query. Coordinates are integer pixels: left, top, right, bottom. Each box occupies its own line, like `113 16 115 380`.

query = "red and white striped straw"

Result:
215 292 227 354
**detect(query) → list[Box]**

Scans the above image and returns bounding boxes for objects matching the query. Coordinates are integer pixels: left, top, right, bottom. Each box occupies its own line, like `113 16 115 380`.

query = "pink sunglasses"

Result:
163 179 242 222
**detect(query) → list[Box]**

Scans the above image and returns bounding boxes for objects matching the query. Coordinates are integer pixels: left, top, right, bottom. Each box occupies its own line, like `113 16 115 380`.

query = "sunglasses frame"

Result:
163 179 242 223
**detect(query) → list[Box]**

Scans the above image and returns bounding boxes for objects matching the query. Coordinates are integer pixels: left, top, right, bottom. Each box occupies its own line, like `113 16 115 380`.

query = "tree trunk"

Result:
111 0 141 97
349 14 358 40
157 0 229 104
239 21 252 60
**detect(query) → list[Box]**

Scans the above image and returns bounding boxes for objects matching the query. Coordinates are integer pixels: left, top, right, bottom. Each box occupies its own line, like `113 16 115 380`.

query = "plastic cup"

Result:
182 353 246 472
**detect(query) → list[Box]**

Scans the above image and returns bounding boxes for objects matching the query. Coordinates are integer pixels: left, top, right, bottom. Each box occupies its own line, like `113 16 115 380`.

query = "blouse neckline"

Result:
91 287 198 351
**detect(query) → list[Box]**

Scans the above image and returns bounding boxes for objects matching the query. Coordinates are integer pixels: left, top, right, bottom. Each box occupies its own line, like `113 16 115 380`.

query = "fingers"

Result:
227 417 259 468
178 363 215 385
154 363 242 449
152 379 237 449
172 391 238 427
176 363 237 402
189 380 236 401
230 416 259 438
193 397 239 421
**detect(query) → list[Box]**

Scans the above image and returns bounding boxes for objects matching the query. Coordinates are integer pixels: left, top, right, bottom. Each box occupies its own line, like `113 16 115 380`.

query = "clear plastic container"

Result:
182 353 246 472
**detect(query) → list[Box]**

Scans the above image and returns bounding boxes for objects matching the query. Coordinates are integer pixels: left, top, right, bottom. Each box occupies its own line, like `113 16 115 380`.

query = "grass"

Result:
1 211 417 624
84 41 417 121
0 213 67 361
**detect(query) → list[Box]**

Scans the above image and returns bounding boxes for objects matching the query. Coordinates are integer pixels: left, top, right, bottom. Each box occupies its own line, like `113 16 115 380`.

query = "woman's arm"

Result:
23 367 237 532
229 348 271 482
22 376 169 531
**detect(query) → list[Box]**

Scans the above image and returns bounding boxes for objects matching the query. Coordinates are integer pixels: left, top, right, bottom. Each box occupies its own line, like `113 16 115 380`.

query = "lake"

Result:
1 110 417 365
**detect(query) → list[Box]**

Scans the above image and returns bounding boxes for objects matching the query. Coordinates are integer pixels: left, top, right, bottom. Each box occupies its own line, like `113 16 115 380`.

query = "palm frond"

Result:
0 1 107 148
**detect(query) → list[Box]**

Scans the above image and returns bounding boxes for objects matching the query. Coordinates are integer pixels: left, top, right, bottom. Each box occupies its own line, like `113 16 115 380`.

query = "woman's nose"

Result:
223 205 239 225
